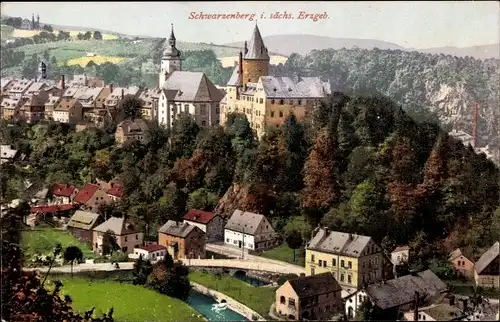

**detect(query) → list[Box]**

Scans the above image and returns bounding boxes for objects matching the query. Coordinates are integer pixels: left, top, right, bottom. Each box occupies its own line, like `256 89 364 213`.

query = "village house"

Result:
25 81 50 98
1 96 28 120
92 217 144 255
106 183 124 201
52 97 84 123
9 79 34 98
115 119 149 146
403 303 466 321
1 78 16 100
448 248 475 279
182 209 224 242
130 243 168 262
73 183 111 212
50 184 78 204
305 228 393 290
66 210 104 245
77 87 110 122
44 95 61 120
344 270 448 320
157 25 224 129
224 209 278 252
474 241 499 289
138 88 160 121
19 94 47 123
158 220 206 259
275 272 342 321
104 86 141 111
69 74 105 88
27 204 75 227
0 145 19 164
391 245 410 266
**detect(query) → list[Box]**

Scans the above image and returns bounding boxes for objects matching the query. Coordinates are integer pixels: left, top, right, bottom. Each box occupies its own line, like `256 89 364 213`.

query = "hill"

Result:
224 35 500 60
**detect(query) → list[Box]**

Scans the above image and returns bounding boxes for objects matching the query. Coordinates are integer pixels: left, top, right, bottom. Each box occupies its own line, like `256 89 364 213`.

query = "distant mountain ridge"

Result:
224 34 500 60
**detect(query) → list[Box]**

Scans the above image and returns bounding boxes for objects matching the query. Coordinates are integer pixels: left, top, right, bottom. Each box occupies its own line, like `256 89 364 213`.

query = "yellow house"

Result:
305 228 391 290
221 25 331 138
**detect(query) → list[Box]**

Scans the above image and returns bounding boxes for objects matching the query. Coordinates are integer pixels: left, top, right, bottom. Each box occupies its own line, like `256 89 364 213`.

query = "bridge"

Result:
25 258 305 275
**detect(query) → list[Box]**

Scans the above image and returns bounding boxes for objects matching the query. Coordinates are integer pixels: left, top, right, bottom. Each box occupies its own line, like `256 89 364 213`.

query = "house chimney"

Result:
121 88 124 99
238 51 243 75
60 75 65 91
324 227 329 236
348 233 352 240
109 83 114 94
414 291 420 321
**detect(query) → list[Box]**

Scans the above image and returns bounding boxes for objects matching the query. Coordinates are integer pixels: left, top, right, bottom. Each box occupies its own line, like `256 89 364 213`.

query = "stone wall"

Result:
190 281 266 321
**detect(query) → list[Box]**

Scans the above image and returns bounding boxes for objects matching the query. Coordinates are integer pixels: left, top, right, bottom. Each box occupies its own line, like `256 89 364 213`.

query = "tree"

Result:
147 252 191 300
285 230 303 262
42 24 53 32
83 31 92 40
132 254 153 285
187 188 219 211
63 246 83 278
102 230 120 255
93 31 103 40
116 95 143 121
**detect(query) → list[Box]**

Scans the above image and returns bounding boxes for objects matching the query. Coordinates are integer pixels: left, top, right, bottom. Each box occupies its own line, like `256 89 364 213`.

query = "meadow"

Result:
67 56 127 67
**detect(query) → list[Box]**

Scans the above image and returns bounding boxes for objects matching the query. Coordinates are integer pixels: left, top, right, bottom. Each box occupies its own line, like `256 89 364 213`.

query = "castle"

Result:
220 24 332 138
20 14 41 30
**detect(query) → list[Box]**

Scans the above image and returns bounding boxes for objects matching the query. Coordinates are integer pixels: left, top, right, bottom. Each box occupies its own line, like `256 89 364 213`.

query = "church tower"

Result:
242 24 270 87
159 24 182 88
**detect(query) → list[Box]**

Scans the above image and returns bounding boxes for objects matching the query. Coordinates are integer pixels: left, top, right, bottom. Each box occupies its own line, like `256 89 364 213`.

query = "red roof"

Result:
52 184 77 197
107 184 123 198
73 184 100 204
183 209 215 224
31 204 75 214
139 244 167 252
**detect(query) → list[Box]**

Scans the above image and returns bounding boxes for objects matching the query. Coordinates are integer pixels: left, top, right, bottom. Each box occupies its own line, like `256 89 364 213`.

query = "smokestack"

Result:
60 75 65 91
121 88 124 99
414 291 420 321
109 83 114 94
238 51 243 76
472 102 479 148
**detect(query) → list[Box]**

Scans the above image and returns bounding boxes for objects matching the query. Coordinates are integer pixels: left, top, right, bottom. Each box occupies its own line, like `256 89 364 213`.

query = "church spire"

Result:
169 23 176 46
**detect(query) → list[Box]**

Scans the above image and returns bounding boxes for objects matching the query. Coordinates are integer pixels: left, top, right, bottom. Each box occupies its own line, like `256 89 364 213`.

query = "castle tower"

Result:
36 14 40 29
242 24 270 87
159 23 182 88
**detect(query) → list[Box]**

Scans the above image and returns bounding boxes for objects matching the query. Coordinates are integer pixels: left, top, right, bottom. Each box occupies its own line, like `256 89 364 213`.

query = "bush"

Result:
110 252 130 263
277 273 299 286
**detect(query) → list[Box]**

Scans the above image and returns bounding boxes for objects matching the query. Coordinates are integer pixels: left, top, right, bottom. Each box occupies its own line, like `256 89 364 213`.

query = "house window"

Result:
226 238 230 243
259 98 263 104
332 258 336 266
279 99 284 105
122 247 128 253
280 296 286 304
348 261 352 269
359 294 363 302
271 99 275 104
125 237 128 242
288 298 295 307
136 234 138 240
200 104 206 114
318 260 323 267
340 274 344 282
311 254 315 263
298 100 302 105
216 107 220 114
279 111 283 117
341 260 345 267
348 275 352 284
270 111 275 117
202 121 206 126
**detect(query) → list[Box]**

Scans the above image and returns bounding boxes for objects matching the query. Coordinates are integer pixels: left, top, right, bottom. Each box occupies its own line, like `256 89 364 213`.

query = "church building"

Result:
220 25 332 138
157 24 224 129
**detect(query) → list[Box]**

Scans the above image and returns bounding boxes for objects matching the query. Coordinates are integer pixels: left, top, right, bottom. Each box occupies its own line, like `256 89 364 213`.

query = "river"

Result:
186 291 249 321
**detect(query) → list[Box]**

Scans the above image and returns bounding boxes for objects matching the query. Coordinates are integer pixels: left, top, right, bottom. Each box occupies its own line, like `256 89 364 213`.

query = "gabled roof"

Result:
106 184 123 198
474 241 499 274
362 270 447 310
227 65 242 86
161 71 224 102
392 246 410 253
51 184 77 197
287 272 341 298
73 184 100 204
138 243 167 252
67 210 102 230
307 229 373 258
224 209 268 235
31 204 74 214
117 119 149 136
183 209 216 224
243 25 270 60
416 304 464 321
93 216 139 235
159 220 203 238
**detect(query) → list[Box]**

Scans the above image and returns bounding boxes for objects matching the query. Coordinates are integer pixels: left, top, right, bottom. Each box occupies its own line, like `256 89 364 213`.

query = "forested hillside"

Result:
271 48 500 160
1 93 499 267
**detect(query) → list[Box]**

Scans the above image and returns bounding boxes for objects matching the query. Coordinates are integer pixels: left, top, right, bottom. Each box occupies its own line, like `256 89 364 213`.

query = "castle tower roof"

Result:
243 24 270 60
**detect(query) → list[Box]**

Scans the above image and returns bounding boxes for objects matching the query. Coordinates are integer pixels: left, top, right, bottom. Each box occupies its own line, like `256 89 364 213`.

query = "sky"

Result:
2 1 499 49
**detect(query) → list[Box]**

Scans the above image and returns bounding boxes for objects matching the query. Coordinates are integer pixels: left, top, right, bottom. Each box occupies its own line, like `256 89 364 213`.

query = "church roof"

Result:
244 25 270 60
161 71 224 102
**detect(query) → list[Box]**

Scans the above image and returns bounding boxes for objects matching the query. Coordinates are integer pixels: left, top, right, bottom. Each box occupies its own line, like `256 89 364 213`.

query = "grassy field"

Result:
51 278 204 322
1 24 14 39
259 244 305 266
67 55 127 67
189 270 276 317
21 228 94 261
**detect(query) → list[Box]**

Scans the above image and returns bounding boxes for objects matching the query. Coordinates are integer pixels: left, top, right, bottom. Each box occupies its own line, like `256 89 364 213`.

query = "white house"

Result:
182 209 224 242
391 245 410 265
129 243 167 262
156 24 224 129
402 303 465 321
224 209 278 252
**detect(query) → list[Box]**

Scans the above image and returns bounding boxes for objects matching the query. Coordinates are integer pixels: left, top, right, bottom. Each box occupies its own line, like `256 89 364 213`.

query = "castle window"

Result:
279 99 284 105
271 111 275 117
279 111 283 117
298 100 302 105
271 100 275 104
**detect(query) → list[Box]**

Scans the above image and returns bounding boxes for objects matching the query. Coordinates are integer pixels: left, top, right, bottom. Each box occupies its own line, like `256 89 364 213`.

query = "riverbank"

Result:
191 282 265 321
